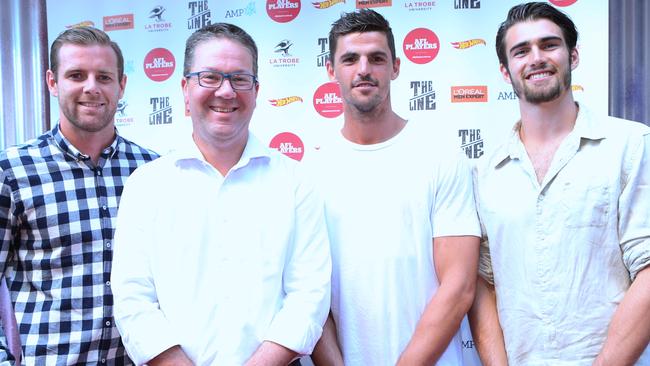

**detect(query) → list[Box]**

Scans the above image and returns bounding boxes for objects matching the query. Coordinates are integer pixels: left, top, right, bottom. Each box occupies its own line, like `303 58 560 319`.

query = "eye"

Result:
370 55 387 64
68 72 83 80
341 55 358 64
512 48 528 57
98 75 113 82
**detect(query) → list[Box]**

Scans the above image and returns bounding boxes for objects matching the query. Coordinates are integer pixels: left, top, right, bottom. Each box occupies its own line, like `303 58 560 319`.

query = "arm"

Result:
593 266 650 366
311 313 344 366
468 276 508 366
262 167 331 357
244 341 298 366
148 346 193 366
397 235 479 365
111 170 179 365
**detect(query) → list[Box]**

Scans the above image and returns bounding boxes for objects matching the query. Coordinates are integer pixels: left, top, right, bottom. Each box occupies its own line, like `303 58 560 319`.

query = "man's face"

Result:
500 19 578 105
182 38 258 150
46 44 125 137
326 31 400 114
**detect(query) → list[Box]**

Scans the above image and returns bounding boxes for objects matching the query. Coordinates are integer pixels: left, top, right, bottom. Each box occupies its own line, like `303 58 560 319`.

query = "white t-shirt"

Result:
308 120 480 365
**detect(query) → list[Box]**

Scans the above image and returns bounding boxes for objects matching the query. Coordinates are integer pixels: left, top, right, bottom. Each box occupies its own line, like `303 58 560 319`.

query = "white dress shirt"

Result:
475 105 650 365
111 133 331 365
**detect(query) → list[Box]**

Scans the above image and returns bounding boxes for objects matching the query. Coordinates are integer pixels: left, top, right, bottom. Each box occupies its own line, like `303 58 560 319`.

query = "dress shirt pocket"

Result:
561 180 610 229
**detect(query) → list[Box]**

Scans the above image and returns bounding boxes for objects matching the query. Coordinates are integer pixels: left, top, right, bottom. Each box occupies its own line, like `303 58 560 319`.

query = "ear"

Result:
499 63 512 85
570 47 579 71
391 57 401 80
118 74 127 100
46 70 58 97
326 60 336 82
182 77 190 115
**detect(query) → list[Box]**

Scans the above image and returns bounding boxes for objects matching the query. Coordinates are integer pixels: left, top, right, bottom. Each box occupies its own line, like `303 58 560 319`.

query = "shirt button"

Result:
106 241 111 248
102 205 108 210
101 359 106 364
105 281 111 286
105 320 111 327
97 170 102 176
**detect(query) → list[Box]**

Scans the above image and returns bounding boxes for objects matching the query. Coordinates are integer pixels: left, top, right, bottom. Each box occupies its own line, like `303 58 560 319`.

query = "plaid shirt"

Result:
0 125 158 365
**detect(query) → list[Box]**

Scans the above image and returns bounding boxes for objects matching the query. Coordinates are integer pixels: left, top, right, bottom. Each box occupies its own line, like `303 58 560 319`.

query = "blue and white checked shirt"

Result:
0 124 158 365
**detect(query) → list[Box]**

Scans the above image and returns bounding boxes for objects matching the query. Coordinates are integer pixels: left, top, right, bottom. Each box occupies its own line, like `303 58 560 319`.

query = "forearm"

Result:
468 277 508 366
244 341 298 366
311 313 344 366
397 271 476 365
148 345 193 366
594 267 650 366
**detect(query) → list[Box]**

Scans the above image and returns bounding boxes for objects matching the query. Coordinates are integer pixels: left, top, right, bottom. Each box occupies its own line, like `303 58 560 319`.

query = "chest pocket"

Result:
559 179 610 229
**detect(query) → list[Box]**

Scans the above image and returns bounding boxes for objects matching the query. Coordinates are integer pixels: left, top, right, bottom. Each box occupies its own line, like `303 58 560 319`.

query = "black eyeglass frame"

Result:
184 70 258 90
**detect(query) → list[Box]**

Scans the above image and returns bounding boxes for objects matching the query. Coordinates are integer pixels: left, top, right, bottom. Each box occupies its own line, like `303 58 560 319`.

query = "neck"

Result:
341 103 406 145
59 121 115 165
193 133 247 177
518 93 579 144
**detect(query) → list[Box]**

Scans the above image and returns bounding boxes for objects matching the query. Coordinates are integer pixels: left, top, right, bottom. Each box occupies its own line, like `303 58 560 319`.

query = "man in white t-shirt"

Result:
309 9 481 366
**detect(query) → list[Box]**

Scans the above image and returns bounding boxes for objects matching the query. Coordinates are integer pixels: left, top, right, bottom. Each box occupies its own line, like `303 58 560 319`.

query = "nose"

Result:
83 77 100 94
214 78 236 99
357 56 370 76
529 46 546 66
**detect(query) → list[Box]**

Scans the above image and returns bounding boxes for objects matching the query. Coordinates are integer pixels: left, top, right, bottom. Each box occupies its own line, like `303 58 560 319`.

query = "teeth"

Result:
80 102 102 107
212 107 235 113
529 72 551 80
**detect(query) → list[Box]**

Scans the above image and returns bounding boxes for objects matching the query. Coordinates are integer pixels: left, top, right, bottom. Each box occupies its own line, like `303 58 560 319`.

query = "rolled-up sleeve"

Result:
619 132 650 281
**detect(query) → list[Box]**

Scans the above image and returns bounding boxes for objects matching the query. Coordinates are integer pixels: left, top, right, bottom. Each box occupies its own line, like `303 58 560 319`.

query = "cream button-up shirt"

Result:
475 105 650 365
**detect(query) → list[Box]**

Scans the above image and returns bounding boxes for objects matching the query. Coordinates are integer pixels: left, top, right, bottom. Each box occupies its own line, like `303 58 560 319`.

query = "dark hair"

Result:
495 2 578 67
328 9 396 65
183 23 258 76
50 26 124 81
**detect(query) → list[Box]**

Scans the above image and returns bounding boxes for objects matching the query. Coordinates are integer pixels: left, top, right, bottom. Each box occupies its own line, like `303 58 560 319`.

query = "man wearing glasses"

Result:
111 23 331 365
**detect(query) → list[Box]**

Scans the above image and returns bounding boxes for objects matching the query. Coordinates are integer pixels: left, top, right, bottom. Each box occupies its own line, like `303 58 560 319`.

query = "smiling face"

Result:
47 44 125 140
182 37 258 151
326 31 400 115
500 19 578 105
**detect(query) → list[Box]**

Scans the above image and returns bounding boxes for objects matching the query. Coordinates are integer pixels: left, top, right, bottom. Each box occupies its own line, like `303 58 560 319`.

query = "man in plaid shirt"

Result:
0 27 158 365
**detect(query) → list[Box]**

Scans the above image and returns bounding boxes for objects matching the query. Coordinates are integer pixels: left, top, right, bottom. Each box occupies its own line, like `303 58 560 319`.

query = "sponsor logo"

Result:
143 48 176 82
270 39 300 68
267 0 301 23
454 0 480 9
409 81 436 111
145 6 173 32
225 1 256 18
403 28 440 64
149 97 172 125
356 0 391 8
451 38 486 49
269 96 303 107
269 132 305 161
549 0 578 6
115 99 134 126
317 37 330 67
188 1 211 30
404 1 436 11
462 340 476 349
571 84 584 92
497 90 518 101
451 85 488 103
459 129 484 159
66 20 94 29
312 0 345 9
313 82 343 118
103 14 134 31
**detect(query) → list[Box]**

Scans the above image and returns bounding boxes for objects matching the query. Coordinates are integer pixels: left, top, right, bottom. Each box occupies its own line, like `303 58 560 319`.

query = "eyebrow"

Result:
338 50 389 60
509 35 563 54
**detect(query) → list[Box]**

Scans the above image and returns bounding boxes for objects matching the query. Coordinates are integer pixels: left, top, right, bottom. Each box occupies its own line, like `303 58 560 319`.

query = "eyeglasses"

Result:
185 70 258 90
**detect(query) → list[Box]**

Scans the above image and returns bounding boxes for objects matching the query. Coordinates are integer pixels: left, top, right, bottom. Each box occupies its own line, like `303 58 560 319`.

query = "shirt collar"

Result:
51 123 120 162
174 132 271 171
492 103 604 168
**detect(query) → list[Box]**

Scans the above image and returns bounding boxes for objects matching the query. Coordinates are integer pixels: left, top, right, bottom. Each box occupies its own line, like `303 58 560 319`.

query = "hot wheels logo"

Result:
451 39 486 49
312 0 345 8
269 96 303 107
66 20 95 29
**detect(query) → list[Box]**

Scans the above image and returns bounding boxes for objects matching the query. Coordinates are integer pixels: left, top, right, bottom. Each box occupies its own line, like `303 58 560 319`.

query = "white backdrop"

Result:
46 1 608 364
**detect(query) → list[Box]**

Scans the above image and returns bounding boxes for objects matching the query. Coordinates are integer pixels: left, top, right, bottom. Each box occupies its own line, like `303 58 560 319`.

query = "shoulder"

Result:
117 136 160 162
0 131 54 173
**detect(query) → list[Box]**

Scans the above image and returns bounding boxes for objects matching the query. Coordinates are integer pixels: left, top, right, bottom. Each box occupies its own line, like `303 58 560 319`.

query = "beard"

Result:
509 62 572 104
344 75 383 113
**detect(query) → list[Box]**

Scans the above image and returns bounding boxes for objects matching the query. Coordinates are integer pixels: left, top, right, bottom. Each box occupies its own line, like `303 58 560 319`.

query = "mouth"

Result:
78 101 106 108
210 106 238 113
525 70 554 81
353 81 377 89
